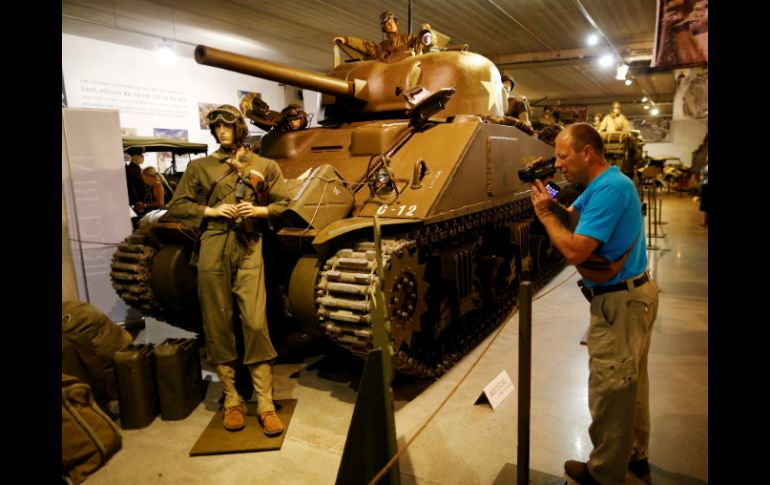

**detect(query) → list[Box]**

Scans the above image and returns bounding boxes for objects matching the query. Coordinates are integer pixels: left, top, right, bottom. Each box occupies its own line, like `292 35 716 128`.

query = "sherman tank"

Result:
111 35 566 377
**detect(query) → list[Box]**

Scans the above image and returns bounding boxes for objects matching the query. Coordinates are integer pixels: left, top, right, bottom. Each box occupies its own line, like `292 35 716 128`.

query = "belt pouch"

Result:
577 279 593 303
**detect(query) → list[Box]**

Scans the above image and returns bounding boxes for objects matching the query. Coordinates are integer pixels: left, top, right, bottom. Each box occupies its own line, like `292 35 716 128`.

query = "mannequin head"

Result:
207 104 249 146
380 11 399 34
279 104 308 131
501 74 514 94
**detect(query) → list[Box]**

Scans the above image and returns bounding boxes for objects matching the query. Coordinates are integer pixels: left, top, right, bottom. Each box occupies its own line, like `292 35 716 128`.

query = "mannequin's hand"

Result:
236 202 268 218
205 204 238 219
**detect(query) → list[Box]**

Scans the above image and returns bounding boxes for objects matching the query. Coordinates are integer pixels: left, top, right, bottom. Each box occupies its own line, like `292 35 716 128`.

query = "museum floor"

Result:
88 191 708 485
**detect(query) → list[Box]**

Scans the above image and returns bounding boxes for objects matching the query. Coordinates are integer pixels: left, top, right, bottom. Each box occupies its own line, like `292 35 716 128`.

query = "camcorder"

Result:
518 157 557 183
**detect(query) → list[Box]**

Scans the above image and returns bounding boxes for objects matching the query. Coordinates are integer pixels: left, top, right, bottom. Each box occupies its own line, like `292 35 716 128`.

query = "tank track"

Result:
111 230 165 319
315 198 565 378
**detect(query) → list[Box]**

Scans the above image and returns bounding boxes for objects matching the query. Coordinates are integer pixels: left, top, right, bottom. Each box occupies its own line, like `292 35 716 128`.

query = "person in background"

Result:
530 123 658 485
165 104 290 436
598 101 631 133
140 166 167 212
125 147 147 217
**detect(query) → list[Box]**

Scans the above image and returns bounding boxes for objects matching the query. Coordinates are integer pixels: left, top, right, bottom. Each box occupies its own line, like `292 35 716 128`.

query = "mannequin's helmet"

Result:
379 11 399 29
207 104 249 144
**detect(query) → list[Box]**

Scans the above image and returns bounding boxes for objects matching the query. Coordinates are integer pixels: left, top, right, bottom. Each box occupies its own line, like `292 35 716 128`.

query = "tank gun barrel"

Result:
195 45 356 98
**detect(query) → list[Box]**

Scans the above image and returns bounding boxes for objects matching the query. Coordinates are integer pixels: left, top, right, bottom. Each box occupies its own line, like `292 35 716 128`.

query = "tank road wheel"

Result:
530 234 554 273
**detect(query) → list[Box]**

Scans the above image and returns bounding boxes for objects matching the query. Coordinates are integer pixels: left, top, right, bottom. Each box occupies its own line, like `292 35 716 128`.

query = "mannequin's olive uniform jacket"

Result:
166 149 290 365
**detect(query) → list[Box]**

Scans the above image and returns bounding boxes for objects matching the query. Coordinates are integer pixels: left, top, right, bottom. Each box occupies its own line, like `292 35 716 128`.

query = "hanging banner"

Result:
652 0 708 69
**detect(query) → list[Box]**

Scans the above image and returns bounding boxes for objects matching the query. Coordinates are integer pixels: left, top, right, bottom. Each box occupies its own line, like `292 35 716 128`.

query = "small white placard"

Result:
475 370 515 410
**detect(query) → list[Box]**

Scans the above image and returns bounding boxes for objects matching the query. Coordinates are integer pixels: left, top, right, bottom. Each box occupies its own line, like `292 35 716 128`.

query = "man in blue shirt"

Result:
530 123 659 485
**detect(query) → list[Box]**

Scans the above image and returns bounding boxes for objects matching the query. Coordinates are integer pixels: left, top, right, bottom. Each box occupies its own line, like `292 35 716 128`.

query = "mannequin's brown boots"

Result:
259 411 284 436
223 404 246 431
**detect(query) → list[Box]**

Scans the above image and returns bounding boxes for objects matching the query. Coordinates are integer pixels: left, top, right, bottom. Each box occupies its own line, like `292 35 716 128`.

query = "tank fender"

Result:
311 217 420 259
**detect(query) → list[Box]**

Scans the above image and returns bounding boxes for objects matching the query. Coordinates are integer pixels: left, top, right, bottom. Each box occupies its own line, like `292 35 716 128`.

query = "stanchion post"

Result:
645 183 660 250
658 195 667 225
517 281 533 485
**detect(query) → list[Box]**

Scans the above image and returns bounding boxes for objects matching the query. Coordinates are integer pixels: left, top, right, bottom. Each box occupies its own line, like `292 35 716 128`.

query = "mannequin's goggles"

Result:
207 110 239 125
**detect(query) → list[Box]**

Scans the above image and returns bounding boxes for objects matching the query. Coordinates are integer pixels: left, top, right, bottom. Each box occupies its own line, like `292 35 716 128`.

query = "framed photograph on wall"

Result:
651 0 708 69
632 118 672 143
198 102 219 130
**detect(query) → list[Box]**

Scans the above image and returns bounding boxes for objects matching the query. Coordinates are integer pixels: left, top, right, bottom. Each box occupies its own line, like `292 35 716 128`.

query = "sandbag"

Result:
62 300 133 368
62 374 122 484
62 332 109 410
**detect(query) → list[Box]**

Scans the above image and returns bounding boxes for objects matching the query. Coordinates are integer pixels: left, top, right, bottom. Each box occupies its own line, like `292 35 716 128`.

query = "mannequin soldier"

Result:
598 101 631 133
501 74 533 129
165 105 290 436
239 95 310 134
537 106 556 128
482 74 535 135
334 11 430 61
591 112 603 130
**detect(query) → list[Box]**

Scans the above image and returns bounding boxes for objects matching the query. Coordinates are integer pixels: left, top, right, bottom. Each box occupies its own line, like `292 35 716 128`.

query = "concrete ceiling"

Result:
62 0 677 118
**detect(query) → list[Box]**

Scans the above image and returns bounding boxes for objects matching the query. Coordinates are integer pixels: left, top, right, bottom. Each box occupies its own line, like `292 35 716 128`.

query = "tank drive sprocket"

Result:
315 238 427 365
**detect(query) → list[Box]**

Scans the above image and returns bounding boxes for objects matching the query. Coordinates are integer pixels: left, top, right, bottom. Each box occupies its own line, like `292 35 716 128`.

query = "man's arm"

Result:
548 200 580 232
531 180 598 265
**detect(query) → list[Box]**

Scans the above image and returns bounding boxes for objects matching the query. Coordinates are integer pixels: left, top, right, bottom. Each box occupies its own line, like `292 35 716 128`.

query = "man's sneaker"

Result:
628 458 652 483
564 460 600 485
223 404 246 431
259 410 285 437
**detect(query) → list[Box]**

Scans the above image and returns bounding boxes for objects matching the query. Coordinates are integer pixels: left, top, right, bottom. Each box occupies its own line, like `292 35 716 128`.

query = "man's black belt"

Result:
589 272 649 298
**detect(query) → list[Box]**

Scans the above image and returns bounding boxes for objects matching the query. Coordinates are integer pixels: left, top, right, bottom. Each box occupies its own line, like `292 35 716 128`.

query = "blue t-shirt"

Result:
571 166 647 288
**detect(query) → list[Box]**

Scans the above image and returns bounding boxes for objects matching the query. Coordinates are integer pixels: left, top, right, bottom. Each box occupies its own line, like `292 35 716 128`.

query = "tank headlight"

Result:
376 167 392 185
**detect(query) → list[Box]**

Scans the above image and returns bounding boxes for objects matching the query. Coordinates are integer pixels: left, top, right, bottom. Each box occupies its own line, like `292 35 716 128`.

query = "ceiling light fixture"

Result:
624 79 633 86
586 33 599 46
641 96 649 103
643 105 650 110
598 54 614 67
155 39 176 65
615 63 629 80
651 107 660 116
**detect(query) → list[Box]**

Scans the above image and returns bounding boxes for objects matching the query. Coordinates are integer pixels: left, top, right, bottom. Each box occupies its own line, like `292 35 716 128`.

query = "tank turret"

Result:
113 38 568 378
194 45 506 120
